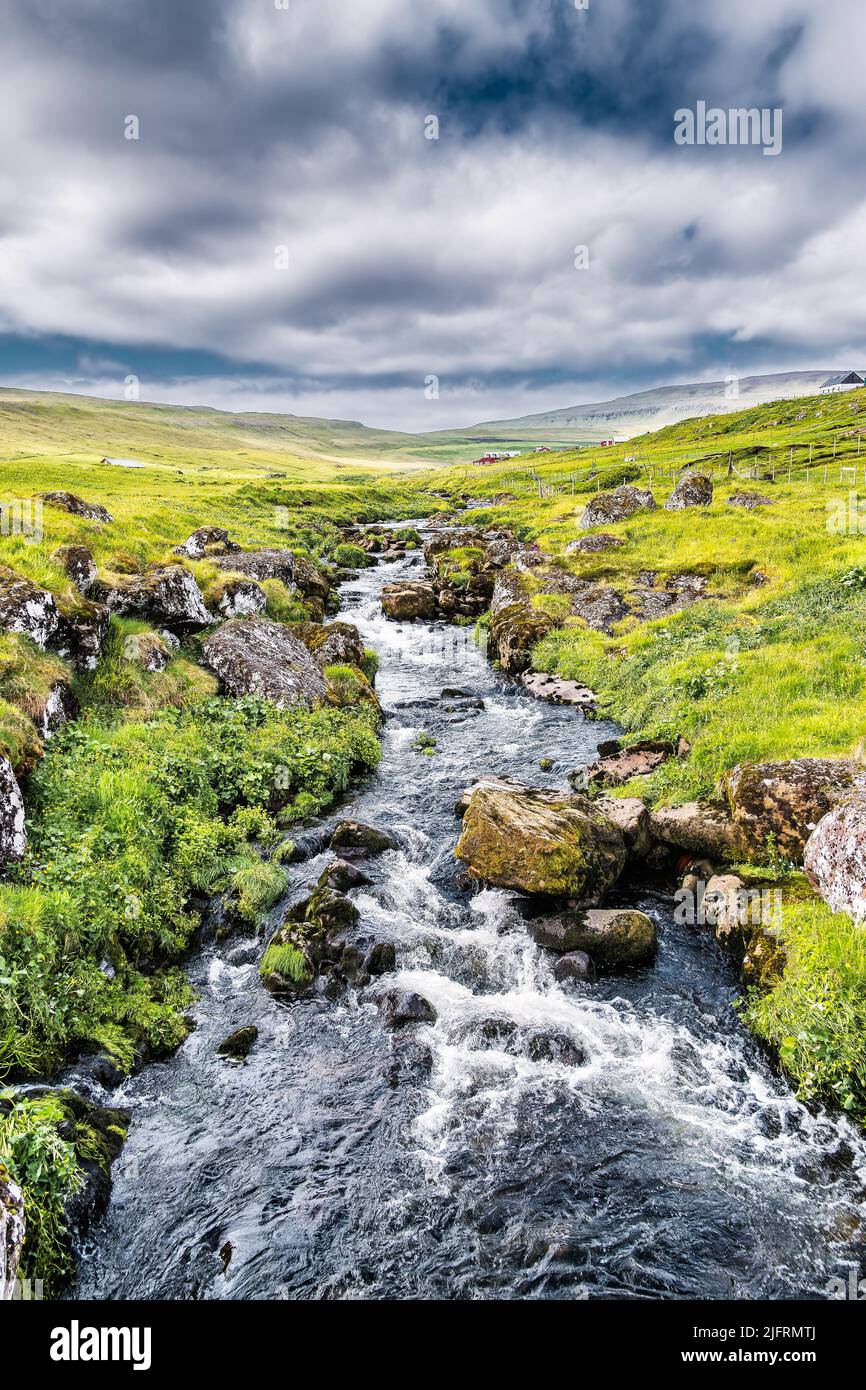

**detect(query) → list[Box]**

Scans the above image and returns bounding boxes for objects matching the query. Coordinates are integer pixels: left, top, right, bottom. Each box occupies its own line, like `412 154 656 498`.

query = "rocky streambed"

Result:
66 534 866 1300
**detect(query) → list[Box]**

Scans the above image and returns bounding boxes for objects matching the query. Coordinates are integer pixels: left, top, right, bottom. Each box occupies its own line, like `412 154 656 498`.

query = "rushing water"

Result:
71 540 866 1301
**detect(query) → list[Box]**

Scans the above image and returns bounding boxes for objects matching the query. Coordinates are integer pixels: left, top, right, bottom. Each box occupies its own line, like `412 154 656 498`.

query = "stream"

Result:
70 538 866 1301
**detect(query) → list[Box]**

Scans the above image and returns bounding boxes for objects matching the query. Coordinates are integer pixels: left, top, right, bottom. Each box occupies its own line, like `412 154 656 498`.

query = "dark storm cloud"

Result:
0 0 864 428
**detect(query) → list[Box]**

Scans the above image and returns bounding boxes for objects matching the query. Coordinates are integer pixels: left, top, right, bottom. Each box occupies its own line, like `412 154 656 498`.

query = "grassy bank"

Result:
432 387 866 1124
0 399 436 1286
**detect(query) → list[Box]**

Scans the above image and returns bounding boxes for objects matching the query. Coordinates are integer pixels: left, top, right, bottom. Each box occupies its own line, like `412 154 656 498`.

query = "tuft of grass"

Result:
259 941 311 983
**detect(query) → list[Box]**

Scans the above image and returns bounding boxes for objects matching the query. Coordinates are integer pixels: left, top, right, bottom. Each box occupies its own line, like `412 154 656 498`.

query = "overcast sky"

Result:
0 0 864 431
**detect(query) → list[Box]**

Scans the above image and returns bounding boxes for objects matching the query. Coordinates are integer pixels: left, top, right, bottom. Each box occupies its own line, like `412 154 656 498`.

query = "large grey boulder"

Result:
175 526 241 560
804 797 866 922
0 568 60 647
570 585 628 633
213 549 331 619
721 758 866 863
565 533 625 554
727 491 776 510
92 565 211 631
665 474 713 510
0 757 26 866
579 485 656 530
40 491 113 524
201 617 327 707
596 796 652 858
215 578 267 619
213 548 295 585
649 800 742 859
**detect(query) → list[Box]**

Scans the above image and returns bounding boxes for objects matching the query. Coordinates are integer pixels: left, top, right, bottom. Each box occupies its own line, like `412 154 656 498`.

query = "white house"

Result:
819 372 866 396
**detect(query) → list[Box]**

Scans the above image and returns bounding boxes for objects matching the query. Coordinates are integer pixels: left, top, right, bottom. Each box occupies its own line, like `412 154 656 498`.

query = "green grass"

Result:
743 898 866 1121
0 694 380 1080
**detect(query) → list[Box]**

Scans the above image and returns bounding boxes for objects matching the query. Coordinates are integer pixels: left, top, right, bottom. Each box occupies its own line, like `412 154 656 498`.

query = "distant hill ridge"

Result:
0 370 840 464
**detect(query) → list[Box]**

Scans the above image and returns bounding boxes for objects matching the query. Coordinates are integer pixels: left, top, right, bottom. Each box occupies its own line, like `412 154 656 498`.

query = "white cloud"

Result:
0 0 863 428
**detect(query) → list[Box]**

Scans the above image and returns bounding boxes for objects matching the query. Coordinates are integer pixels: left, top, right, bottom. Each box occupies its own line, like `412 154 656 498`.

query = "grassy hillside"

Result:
0 386 441 471
450 370 833 442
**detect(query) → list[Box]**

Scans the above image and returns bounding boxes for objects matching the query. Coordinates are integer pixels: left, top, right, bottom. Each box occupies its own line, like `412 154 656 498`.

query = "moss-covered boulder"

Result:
455 783 626 900
381 581 436 621
214 577 267 618
329 820 397 856
122 630 172 672
741 926 787 991
175 525 240 560
201 616 327 708
216 1025 258 1059
665 474 713 510
40 491 113 524
579 484 655 529
296 620 365 670
530 907 657 967
0 567 60 648
722 758 866 863
51 544 98 593
92 564 211 631
489 570 556 674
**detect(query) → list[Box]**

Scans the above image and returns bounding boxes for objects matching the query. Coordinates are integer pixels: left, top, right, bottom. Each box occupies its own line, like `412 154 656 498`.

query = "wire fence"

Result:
463 432 866 500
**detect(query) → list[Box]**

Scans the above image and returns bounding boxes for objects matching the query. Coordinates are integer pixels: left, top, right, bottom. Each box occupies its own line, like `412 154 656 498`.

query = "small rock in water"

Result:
530 908 657 967
526 1029 586 1066
318 858 372 892
217 1025 259 1060
330 820 397 857
381 1035 434 1088
377 988 438 1028
553 951 593 984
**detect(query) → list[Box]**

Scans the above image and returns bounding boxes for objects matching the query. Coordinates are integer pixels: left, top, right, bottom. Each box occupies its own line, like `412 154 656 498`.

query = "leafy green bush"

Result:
0 1091 82 1291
